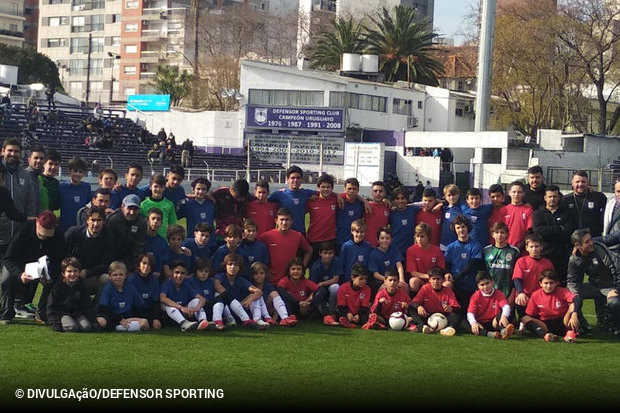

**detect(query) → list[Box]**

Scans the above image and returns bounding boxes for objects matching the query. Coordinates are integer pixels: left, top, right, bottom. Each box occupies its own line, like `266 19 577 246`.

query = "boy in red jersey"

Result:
259 208 312 285
503 181 533 251
406 223 447 293
364 181 390 247
513 234 555 318
521 270 581 342
416 188 443 246
246 180 278 236
410 267 461 336
337 263 372 328
466 271 514 339
488 184 507 239
277 258 319 319
306 174 338 265
367 271 411 330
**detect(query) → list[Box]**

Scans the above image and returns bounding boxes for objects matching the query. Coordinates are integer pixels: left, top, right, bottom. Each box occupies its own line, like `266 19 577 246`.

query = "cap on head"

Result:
122 194 141 208
37 210 57 230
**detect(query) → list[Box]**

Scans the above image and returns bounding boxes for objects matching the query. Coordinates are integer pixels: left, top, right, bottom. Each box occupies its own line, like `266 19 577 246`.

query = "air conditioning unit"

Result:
407 116 418 129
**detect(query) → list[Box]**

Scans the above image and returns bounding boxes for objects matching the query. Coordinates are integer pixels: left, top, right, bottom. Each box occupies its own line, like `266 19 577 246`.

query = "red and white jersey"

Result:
467 289 509 324
503 204 533 247
371 288 411 320
246 199 278 236
412 283 460 314
526 287 575 321
406 244 445 275
416 209 443 246
306 194 338 243
277 277 318 302
512 255 554 296
337 281 371 315
364 201 390 247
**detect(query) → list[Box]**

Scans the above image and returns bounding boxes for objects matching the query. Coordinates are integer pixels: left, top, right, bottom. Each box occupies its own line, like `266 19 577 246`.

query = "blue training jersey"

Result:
460 203 494 246
97 282 143 318
268 188 315 235
127 273 160 309
181 238 212 273
168 248 193 272
176 198 215 235
339 240 373 283
214 273 253 301
336 198 364 245
444 238 483 293
389 205 420 256
238 239 270 267
145 233 169 274
59 181 92 232
440 203 463 250
186 277 216 302
309 256 343 284
111 186 147 210
160 279 197 306
368 245 403 275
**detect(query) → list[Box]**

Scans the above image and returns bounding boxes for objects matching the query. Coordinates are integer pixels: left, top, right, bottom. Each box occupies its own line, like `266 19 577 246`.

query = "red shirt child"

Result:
412 281 460 315
277 277 319 302
364 201 390 247
406 243 445 276
526 286 576 321
337 279 372 316
306 193 338 243
468 288 510 324
512 254 554 297
247 199 278 236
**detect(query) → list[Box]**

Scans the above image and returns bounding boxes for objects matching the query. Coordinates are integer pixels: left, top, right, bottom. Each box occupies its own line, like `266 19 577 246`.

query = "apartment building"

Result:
0 0 26 48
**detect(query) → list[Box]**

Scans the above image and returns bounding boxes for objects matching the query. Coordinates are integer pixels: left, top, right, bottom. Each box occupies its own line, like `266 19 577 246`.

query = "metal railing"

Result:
546 166 617 192
162 167 287 183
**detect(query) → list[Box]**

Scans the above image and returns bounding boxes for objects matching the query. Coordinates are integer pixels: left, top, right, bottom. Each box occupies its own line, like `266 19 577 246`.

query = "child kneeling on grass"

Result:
47 257 98 333
159 260 209 332
465 271 514 340
521 270 581 343
410 267 461 336
96 261 149 332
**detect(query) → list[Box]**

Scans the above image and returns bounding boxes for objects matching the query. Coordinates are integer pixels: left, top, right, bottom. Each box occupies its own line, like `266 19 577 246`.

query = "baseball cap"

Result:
122 194 141 208
37 210 57 230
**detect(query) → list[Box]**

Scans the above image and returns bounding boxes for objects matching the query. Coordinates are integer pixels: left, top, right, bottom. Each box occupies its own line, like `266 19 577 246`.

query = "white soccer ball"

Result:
427 313 448 331
388 312 408 331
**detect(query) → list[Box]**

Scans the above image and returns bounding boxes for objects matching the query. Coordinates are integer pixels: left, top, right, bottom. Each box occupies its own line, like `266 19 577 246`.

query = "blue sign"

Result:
246 106 344 131
127 94 170 111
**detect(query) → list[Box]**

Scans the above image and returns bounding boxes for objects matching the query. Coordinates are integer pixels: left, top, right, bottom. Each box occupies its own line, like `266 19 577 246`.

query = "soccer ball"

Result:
388 312 409 330
427 313 448 331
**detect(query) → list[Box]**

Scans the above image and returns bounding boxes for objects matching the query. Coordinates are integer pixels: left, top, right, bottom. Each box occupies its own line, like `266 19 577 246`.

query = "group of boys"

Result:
0 134 618 341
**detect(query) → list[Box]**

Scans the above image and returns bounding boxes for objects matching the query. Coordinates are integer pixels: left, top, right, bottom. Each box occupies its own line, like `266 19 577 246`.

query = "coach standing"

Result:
559 170 607 237
524 165 550 211
106 194 146 272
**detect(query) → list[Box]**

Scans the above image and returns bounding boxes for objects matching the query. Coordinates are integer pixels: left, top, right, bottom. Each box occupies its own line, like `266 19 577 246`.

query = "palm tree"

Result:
363 5 443 85
307 17 364 70
148 65 194 107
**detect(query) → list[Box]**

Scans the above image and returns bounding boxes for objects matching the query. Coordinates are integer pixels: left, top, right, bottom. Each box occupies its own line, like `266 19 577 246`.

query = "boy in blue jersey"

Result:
163 166 187 208
368 227 406 296
165 224 192 278
144 208 169 279
177 177 215 236
460 188 495 247
58 157 91 233
212 224 250 276
159 260 209 331
340 219 373 284
182 222 213 273
96 261 149 332
186 258 233 327
309 241 342 318
440 184 462 251
444 215 484 310
267 165 315 235
336 177 365 250
389 187 420 256
238 219 269 269
127 253 162 329
111 164 145 210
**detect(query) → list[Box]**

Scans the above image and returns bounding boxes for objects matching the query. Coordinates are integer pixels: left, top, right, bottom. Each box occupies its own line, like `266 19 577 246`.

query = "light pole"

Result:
107 51 121 104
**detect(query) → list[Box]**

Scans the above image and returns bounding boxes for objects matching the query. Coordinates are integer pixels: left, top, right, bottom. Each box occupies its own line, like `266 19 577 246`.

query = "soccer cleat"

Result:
439 327 456 336
256 319 270 329
243 319 259 329
180 320 198 331
362 313 379 330
197 320 210 330
501 324 515 340
544 333 560 342
323 315 339 326
563 330 577 343
213 320 225 331
14 305 35 319
422 325 434 334
265 318 277 326
517 322 527 335
406 323 418 332
338 317 357 329
287 314 298 325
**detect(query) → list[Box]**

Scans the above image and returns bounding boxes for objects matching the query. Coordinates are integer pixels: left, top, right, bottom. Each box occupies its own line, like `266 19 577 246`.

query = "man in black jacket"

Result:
524 165 552 211
532 185 575 284
65 207 114 295
106 194 146 272
559 170 608 237
0 211 65 324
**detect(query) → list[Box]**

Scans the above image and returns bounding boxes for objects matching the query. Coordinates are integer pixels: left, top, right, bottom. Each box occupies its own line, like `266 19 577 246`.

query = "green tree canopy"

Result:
0 44 62 89
307 17 365 70
148 65 194 107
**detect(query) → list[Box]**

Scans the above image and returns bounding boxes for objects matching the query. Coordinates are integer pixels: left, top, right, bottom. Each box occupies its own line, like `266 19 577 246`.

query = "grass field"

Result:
1 299 620 409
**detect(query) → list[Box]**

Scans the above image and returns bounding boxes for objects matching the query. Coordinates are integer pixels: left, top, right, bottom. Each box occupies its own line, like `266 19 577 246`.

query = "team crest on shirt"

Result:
441 301 447 307
506 253 513 261
402 219 408 225
522 213 527 220
445 213 451 219
384 260 390 267
592 258 598 266
19 178 24 186
131 225 137 233
74 196 81 203
248 256 255 261
331 205 336 210
360 293 366 299
119 302 126 309
431 257 437 263
435 219 441 225
142 293 149 299
358 255 364 262
293 199 299 205
461 253 467 259
491 302 497 309
348 210 354 217
588 202 594 209
555 300 561 309
200 213 206 219
471 216 477 222
384 211 389 217
299 291 305 297
269 210 275 216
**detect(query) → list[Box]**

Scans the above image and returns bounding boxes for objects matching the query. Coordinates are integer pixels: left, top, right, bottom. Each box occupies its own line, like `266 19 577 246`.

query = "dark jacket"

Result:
65 224 115 278
559 190 608 237
567 241 619 293
524 184 549 211
532 206 575 258
105 210 146 271
46 279 96 331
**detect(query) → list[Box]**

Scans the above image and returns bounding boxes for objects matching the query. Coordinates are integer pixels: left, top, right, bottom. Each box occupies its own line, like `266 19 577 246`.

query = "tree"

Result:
0 44 62 89
363 5 443 85
553 0 620 134
148 65 193 107
307 17 364 70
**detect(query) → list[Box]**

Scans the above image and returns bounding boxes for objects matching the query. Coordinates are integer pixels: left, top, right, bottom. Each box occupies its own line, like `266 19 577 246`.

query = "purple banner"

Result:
246 106 345 131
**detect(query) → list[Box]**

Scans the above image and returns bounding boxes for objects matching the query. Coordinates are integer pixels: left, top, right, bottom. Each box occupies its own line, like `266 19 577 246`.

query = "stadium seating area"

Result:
0 101 284 181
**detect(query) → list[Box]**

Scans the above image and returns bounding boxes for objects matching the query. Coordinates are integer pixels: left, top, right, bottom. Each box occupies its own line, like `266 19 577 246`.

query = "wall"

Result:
396 154 440 187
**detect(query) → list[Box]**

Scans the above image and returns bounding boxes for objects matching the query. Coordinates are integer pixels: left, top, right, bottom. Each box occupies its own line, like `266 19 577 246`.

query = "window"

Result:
124 44 137 53
125 23 138 32
111 36 121 46
69 59 86 76
328 92 386 113
89 59 103 75
70 81 83 98
248 89 324 107
124 87 136 96
70 37 88 54
111 14 121 23
124 65 137 74
92 37 104 53
91 15 104 31
418 100 423 109
125 0 139 8
49 16 68 26
392 98 412 116
47 38 67 48
482 148 502 164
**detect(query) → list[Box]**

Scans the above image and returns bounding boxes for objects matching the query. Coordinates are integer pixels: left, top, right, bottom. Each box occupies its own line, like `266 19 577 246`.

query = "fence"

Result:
546 167 616 192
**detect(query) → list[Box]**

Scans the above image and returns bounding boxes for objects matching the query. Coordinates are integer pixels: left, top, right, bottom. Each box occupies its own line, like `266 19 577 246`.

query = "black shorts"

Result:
544 318 566 336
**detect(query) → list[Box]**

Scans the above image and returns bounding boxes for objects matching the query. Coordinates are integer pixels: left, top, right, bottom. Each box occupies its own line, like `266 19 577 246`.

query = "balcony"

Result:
140 50 162 63
0 7 24 18
71 1 105 11
141 29 166 42
71 24 105 33
0 29 25 39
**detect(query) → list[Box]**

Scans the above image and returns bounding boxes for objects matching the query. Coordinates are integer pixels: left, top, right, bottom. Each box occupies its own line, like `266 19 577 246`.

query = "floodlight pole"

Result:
474 0 496 132
85 33 92 105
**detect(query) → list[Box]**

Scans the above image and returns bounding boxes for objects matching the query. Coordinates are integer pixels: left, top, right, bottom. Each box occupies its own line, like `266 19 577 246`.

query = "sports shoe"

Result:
338 316 357 329
488 331 501 339
180 320 198 331
362 313 378 330
265 318 277 326
14 305 35 319
501 324 515 340
323 315 339 326
0 319 11 325
34 313 47 326
214 320 225 331
256 319 270 329
439 327 456 336
197 320 210 330
243 319 259 329
406 324 418 332
544 333 560 342
224 319 237 328
287 314 298 325
563 330 577 343
422 325 434 334
517 321 527 335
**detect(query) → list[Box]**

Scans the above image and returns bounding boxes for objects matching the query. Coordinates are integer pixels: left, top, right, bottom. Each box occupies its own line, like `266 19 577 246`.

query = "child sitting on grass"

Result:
251 262 296 327
410 267 461 336
333 263 371 328
277 258 319 319
465 271 514 340
127 253 162 330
